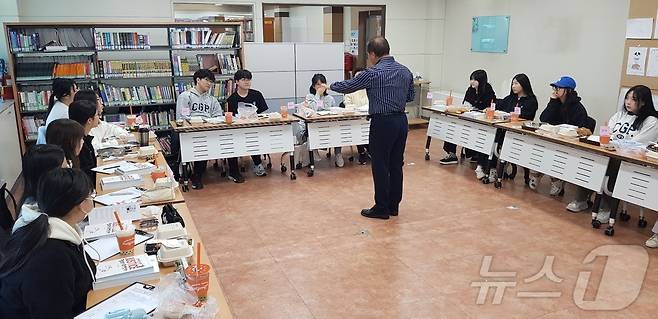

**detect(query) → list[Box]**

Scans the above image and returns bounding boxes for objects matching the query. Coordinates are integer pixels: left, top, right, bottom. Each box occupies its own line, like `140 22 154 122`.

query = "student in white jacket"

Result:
74 90 130 150
567 86 658 224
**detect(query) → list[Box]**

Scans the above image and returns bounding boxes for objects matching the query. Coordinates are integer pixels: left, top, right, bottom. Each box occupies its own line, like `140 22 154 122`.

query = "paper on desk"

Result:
74 283 158 319
587 135 600 143
316 111 338 116
92 161 131 174
84 234 151 261
94 187 143 206
88 202 140 225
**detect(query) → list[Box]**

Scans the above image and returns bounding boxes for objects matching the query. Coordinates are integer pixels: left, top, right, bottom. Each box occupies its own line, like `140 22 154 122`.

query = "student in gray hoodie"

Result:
176 69 223 189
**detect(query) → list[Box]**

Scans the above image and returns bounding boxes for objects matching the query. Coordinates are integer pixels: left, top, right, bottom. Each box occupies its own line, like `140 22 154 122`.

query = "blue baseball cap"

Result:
550 76 576 89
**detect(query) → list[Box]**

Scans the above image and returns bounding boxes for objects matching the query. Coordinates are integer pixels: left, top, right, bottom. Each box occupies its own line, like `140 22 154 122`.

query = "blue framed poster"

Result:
471 15 510 53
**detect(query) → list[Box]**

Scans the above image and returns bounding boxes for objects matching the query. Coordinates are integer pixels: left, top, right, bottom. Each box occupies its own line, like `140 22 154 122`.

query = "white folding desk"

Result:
172 118 298 188
293 112 369 177
611 154 658 212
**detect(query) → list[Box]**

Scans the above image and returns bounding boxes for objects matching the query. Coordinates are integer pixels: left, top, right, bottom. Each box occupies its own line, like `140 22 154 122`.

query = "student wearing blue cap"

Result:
528 76 590 196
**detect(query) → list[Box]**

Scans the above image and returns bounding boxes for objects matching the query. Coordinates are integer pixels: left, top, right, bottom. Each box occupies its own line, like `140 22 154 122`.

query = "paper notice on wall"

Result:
656 10 658 38
350 30 358 54
647 48 658 77
626 18 653 39
626 47 647 76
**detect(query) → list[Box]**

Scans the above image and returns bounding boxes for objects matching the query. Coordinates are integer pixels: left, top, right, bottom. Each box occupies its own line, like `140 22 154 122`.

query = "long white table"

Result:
173 118 298 189
294 112 369 177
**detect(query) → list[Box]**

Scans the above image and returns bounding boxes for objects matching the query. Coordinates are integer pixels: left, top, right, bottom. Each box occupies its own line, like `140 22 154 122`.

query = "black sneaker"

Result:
439 153 458 165
191 176 204 189
360 206 390 219
228 172 245 183
358 153 368 165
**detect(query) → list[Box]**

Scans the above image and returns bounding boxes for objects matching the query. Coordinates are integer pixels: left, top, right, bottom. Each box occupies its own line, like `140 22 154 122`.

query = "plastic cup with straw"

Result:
114 211 135 255
186 241 210 301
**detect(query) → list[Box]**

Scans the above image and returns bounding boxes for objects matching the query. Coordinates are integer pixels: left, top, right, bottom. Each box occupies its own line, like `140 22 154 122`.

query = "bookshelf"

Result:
3 22 244 152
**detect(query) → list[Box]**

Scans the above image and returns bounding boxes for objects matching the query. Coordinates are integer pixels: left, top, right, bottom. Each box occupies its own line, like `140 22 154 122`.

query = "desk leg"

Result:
181 162 190 192
308 149 315 177
424 136 432 160
289 152 297 180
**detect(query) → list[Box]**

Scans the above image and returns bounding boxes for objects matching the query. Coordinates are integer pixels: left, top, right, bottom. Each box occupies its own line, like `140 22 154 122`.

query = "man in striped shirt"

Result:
329 37 415 219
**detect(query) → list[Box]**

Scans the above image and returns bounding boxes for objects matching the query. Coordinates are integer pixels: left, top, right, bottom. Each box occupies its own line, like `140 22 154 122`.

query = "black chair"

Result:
0 182 18 233
585 116 597 132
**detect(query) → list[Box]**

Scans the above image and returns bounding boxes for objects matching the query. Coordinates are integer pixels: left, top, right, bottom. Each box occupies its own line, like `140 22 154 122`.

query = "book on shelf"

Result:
98 60 172 78
156 136 172 155
93 254 160 290
103 110 174 129
19 90 52 112
20 116 45 141
170 28 238 49
171 54 199 76
9 28 94 53
100 174 144 191
98 83 174 106
95 31 151 50
174 79 234 100
15 55 95 80
172 53 240 76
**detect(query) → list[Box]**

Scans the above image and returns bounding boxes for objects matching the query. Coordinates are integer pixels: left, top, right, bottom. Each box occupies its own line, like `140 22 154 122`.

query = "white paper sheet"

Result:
626 47 648 76
88 202 140 225
94 187 143 206
626 18 653 39
84 234 151 261
92 161 130 174
646 47 658 77
74 283 157 319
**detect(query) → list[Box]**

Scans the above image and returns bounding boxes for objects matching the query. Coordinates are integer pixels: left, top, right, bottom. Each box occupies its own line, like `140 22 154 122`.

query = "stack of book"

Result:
92 254 160 290
21 116 45 141
95 32 151 50
174 79 234 100
98 60 172 78
100 174 143 191
170 28 237 49
98 83 175 106
19 90 52 112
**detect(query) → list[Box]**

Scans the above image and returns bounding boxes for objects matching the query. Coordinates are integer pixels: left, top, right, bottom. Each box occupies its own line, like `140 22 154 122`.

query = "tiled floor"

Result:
184 127 658 319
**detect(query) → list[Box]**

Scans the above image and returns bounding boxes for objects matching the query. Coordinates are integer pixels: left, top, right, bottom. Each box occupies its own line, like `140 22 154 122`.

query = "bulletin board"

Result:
470 16 510 53
620 0 658 92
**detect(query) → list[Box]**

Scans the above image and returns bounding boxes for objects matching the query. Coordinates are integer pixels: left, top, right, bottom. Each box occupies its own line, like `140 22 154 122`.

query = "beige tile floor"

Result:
184 127 658 319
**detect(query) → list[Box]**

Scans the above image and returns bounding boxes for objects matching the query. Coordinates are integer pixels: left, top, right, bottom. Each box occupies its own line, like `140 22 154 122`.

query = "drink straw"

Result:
113 211 124 231
196 242 201 272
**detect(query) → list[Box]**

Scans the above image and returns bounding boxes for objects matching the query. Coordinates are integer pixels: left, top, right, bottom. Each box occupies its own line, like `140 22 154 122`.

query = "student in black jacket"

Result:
0 168 96 319
69 99 102 183
440 69 496 165
476 73 538 181
225 69 269 182
529 76 589 196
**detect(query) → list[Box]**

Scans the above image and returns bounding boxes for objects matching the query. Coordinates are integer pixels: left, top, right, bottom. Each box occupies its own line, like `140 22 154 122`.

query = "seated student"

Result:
305 73 344 167
46 118 85 169
74 89 129 149
529 76 589 196
175 69 223 189
69 99 102 182
37 78 78 144
343 68 371 165
567 85 658 220
14 145 67 221
226 69 269 180
477 73 538 181
440 69 496 167
0 168 96 319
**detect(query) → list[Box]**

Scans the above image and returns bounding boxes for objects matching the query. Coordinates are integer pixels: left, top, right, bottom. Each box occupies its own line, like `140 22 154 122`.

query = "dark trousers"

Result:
357 144 368 154
369 114 408 212
193 160 207 178
227 155 262 175
443 142 476 158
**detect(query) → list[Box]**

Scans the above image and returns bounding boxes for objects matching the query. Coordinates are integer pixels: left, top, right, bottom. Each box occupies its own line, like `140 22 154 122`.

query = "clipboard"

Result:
76 282 158 319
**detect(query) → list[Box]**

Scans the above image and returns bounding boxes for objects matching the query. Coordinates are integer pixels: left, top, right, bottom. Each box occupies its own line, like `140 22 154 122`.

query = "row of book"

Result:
8 28 94 52
19 90 52 112
16 58 96 80
172 53 241 76
170 28 237 49
98 83 175 107
97 60 172 78
95 32 151 50
21 116 46 141
174 79 235 100
103 110 174 128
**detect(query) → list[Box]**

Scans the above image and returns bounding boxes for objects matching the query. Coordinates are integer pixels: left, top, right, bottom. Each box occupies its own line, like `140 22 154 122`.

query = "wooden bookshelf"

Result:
3 22 245 153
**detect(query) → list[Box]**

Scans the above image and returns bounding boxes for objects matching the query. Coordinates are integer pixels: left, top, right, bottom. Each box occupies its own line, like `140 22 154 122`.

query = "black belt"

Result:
367 112 405 119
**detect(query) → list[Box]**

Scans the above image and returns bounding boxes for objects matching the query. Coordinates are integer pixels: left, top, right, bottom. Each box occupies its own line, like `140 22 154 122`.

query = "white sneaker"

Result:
595 209 610 224
335 153 344 167
550 180 564 196
528 175 539 190
254 163 267 177
475 165 486 180
488 168 498 181
645 234 658 248
567 200 589 212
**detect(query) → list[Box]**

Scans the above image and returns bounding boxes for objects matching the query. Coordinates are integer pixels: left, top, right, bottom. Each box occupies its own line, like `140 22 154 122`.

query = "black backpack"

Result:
161 203 185 228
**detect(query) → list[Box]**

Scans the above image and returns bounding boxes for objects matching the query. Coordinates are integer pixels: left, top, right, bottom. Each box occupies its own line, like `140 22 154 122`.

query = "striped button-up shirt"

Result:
331 56 415 115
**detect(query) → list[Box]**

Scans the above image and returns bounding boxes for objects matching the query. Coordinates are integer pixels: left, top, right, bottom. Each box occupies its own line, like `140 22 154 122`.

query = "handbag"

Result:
161 203 185 228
